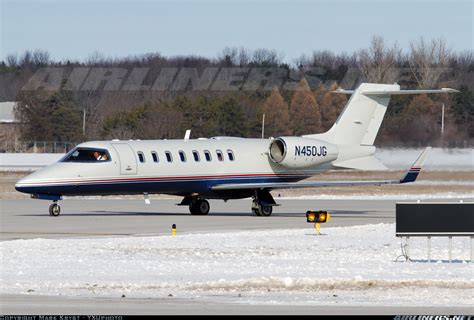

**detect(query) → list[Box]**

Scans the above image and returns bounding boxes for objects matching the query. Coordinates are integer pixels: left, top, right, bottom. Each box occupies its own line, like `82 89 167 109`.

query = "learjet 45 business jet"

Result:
15 83 457 216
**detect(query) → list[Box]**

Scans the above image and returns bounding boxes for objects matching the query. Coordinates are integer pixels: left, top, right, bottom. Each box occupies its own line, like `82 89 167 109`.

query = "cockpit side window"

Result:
62 148 111 162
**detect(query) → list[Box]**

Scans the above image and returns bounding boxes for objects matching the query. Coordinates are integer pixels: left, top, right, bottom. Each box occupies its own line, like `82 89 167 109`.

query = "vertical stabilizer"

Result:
305 83 398 146
304 83 457 147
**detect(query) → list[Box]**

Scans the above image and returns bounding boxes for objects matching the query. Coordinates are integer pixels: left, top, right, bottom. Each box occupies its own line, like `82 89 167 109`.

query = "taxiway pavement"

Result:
1 198 406 240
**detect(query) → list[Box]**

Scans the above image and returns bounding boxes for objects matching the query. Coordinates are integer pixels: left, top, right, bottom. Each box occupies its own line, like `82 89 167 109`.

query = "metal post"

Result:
406 237 410 261
427 236 431 263
261 113 265 139
448 236 452 263
470 236 473 264
441 104 445 136
83 107 86 137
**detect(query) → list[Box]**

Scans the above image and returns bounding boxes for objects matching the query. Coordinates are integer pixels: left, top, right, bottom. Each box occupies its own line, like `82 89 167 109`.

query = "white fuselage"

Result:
15 137 336 200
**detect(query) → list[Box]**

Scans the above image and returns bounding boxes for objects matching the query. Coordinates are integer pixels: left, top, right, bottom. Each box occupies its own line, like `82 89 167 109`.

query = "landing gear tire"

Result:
189 199 210 215
252 201 273 217
49 203 61 216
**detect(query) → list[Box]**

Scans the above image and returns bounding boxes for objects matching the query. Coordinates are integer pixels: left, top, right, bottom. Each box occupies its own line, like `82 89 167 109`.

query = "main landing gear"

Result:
252 189 278 217
49 202 61 216
178 190 278 217
178 197 210 215
182 198 209 215
189 198 210 215
252 200 273 216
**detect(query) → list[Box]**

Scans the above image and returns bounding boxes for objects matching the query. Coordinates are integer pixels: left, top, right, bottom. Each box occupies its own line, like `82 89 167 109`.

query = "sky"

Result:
1 0 473 63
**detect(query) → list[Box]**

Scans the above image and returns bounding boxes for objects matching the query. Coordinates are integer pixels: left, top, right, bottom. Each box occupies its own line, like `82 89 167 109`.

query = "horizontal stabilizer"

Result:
332 89 355 95
331 88 458 96
362 88 459 96
332 156 388 171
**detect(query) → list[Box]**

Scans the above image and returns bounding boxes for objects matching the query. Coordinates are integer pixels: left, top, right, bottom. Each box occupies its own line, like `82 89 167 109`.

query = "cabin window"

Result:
192 150 200 162
151 151 159 163
227 149 235 161
204 150 212 161
137 152 145 163
179 150 187 162
165 151 173 162
216 150 224 161
62 148 110 162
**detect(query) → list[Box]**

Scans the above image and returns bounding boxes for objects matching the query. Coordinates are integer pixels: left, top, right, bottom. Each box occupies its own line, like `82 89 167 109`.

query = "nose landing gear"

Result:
49 202 61 216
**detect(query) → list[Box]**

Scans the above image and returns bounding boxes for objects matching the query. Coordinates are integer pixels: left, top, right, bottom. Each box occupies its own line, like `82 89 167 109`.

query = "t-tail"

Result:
304 83 457 171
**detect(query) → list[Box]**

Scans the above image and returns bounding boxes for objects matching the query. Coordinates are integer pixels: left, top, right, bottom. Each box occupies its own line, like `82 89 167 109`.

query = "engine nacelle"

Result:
268 137 338 168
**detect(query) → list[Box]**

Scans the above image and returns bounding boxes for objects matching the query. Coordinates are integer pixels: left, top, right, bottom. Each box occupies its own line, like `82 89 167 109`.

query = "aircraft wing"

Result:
212 147 431 191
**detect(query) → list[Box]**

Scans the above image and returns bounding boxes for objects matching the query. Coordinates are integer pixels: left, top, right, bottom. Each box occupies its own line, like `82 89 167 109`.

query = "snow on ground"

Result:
375 148 473 171
280 193 474 200
1 224 473 306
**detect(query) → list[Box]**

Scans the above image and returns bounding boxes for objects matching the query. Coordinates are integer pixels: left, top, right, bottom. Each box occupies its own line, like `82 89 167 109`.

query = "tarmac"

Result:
0 198 401 240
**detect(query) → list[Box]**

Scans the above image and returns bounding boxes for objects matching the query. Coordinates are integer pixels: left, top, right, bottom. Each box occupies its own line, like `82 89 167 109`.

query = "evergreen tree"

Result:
313 82 346 132
452 85 474 139
399 94 440 145
216 97 247 137
289 79 321 136
261 87 291 137
15 90 82 143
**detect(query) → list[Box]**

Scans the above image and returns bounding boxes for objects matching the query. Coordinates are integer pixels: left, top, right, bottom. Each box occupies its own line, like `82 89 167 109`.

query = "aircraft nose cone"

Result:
15 178 30 194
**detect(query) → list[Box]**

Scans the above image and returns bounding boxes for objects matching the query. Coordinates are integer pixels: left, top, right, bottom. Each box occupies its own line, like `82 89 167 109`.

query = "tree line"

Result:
1 36 473 147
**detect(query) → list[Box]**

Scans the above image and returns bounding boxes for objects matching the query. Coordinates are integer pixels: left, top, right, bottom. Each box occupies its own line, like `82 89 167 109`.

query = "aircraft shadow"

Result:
19 209 369 218
401 259 468 264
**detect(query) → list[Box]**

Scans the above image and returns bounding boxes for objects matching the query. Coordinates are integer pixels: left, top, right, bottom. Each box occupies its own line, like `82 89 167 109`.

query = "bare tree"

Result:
252 49 282 66
409 37 452 88
32 49 51 66
218 47 239 66
238 47 250 66
358 35 401 83
5 54 18 67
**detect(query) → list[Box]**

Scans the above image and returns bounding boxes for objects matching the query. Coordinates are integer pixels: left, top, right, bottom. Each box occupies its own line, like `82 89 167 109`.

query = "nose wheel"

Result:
49 202 61 216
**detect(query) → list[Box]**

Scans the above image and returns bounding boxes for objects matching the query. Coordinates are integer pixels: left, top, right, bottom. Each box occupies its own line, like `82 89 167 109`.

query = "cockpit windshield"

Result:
62 148 110 162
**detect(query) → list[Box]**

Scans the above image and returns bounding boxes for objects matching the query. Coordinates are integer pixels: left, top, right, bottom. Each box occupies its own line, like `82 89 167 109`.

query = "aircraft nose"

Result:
15 177 32 194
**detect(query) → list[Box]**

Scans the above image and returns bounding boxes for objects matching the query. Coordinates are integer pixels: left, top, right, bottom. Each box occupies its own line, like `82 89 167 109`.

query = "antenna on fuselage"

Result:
184 129 191 140
261 113 265 139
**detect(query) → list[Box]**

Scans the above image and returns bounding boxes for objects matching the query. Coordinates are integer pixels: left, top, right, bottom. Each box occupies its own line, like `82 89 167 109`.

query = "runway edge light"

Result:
306 210 330 223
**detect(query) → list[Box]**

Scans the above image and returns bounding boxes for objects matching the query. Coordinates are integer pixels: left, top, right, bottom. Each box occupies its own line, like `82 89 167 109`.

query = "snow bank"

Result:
0 153 64 171
375 148 473 171
281 193 474 200
1 224 472 306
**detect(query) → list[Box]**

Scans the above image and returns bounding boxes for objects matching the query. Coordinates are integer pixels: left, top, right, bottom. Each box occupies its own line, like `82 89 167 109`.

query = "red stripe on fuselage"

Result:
19 173 311 186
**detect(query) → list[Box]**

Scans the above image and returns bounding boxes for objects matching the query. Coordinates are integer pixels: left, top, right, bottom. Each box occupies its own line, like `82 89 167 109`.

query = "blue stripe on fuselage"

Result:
16 176 305 198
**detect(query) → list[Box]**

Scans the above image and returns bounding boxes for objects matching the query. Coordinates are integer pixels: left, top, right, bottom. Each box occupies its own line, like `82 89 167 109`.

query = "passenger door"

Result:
111 143 137 175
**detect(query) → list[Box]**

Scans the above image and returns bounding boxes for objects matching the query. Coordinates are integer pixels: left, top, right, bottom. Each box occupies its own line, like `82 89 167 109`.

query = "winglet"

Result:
399 147 431 183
